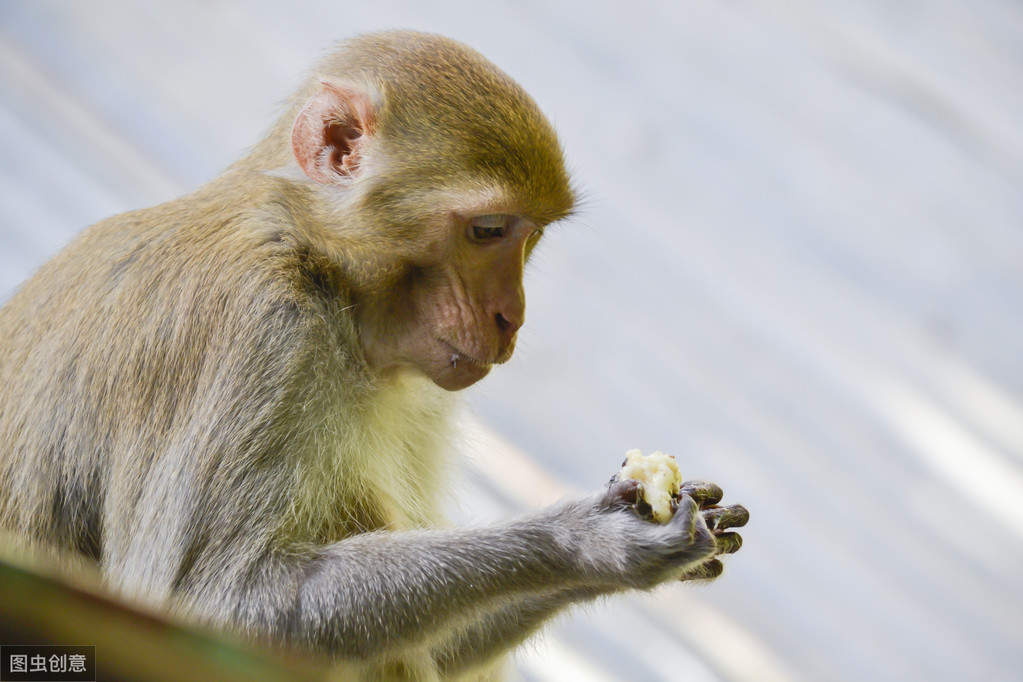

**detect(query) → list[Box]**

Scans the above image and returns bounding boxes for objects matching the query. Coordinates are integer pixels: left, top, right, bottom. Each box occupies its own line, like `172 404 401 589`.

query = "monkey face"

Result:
359 211 541 391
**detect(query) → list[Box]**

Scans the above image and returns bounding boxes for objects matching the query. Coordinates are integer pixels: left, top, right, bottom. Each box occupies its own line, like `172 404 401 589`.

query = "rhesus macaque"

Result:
0 31 748 681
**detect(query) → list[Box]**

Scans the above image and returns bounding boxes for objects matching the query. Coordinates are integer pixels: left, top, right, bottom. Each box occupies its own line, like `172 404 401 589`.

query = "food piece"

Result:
616 449 683 523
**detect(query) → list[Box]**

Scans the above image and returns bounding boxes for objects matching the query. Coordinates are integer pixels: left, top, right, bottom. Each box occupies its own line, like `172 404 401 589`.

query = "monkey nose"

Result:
495 311 521 350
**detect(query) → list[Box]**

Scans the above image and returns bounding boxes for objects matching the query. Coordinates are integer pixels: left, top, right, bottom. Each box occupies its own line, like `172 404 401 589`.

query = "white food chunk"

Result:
617 449 682 523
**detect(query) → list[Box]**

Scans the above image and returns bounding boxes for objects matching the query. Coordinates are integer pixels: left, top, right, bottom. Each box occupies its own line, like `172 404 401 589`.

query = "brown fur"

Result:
0 31 746 682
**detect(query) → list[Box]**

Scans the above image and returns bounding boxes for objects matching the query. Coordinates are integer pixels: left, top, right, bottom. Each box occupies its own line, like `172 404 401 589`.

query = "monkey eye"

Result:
468 215 509 243
472 225 506 241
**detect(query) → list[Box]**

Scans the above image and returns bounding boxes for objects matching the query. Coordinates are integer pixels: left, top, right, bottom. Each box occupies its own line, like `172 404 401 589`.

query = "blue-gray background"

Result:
1 2 1021 681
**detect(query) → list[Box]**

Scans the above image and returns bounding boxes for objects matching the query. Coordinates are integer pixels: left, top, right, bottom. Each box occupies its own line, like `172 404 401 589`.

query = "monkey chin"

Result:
431 340 496 391
434 361 492 391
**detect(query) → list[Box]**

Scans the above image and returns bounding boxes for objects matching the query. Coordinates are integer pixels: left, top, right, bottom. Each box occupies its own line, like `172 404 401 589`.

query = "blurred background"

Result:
1 1 1021 680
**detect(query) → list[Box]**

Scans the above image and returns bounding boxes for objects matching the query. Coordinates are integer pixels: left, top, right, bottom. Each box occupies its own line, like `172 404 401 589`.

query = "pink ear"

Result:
291 81 376 184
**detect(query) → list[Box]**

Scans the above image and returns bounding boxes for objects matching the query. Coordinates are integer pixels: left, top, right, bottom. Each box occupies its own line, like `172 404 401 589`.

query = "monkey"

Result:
0 31 748 681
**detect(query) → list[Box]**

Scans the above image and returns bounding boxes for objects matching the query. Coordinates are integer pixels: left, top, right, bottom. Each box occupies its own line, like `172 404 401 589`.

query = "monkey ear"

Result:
291 80 376 184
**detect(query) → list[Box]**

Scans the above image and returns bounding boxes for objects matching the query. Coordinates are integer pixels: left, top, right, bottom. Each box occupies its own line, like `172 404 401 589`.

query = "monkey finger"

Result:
670 493 699 521
714 532 743 555
668 494 701 543
678 480 724 508
679 559 723 582
702 504 750 532
601 478 643 510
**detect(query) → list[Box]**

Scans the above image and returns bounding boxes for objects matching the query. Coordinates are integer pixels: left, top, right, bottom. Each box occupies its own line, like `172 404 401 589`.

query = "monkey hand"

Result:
555 480 718 591
587 478 748 586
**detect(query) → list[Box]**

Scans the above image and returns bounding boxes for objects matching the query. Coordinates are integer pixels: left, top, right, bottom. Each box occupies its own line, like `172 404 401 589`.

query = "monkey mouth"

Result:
438 340 502 370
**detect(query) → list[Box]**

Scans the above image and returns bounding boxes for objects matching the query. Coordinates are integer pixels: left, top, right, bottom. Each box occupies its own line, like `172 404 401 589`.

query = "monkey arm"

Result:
267 518 578 660
228 489 729 665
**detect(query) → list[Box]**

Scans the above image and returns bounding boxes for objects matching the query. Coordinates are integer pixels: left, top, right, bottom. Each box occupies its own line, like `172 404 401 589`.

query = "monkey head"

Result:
284 32 576 391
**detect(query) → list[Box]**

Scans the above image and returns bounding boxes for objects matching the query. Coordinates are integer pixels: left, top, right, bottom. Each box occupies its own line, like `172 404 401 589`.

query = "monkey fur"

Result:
0 31 748 681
